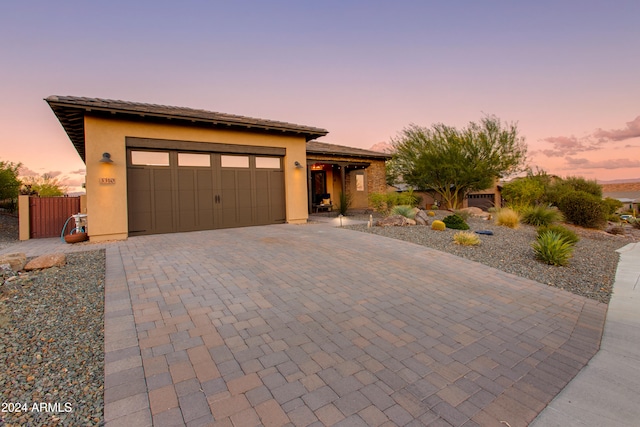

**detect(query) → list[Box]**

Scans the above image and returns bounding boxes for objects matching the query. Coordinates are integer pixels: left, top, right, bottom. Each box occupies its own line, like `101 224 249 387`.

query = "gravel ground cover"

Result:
344 210 634 303
0 213 19 251
0 250 105 427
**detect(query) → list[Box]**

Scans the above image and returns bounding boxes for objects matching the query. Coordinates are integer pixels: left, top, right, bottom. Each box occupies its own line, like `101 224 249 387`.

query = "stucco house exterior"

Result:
601 182 640 215
46 96 389 241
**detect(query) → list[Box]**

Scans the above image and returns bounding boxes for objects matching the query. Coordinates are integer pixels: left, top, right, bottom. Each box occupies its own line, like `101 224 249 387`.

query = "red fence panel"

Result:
29 196 81 239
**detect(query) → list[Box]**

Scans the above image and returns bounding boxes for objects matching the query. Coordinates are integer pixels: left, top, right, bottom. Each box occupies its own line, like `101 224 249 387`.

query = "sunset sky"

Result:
1 1 639 192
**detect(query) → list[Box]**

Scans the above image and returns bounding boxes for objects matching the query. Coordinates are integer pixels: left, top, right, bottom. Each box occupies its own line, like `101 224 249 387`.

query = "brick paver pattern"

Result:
101 224 605 426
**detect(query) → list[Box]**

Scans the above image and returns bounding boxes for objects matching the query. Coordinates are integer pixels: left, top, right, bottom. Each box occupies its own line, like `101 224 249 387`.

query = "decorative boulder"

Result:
376 215 411 227
414 210 430 226
24 253 66 271
0 253 27 272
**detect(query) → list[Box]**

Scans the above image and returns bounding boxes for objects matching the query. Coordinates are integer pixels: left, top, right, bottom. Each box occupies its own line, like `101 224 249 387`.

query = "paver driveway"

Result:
103 223 605 427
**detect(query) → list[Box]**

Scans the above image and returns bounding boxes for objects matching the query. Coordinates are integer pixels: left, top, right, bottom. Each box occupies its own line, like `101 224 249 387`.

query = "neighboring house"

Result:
601 182 640 215
306 141 391 212
45 96 388 241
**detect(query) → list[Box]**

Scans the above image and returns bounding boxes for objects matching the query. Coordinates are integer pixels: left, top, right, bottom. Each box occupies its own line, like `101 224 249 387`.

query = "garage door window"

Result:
221 155 249 168
131 151 169 166
178 153 211 167
256 157 281 169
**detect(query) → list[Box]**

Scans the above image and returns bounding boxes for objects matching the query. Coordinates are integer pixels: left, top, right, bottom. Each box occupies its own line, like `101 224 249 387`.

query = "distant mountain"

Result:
598 178 640 184
369 141 394 153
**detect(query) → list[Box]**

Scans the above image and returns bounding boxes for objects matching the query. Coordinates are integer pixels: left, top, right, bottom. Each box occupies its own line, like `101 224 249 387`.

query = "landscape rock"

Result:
0 253 27 271
376 215 411 227
414 210 430 226
24 253 66 271
458 207 491 219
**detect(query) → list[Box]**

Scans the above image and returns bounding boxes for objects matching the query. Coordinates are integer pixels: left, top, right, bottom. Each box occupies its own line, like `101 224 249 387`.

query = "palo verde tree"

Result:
392 115 527 209
21 173 66 197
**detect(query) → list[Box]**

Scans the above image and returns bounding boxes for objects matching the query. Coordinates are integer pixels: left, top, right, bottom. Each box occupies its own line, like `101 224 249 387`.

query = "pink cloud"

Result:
593 116 640 142
540 135 598 157
69 169 86 175
564 157 640 170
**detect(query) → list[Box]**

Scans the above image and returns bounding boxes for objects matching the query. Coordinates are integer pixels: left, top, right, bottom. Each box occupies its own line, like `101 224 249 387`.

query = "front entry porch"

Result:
307 161 369 214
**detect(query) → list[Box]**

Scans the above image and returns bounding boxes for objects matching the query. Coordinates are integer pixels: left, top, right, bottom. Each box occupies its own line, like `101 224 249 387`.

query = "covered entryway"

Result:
127 146 285 236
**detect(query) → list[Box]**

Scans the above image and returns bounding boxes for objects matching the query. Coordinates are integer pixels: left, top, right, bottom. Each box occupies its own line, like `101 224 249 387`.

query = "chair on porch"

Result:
313 193 333 213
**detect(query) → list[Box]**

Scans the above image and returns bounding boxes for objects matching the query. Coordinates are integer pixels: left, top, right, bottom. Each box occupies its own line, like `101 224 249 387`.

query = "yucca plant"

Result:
532 231 574 266
390 204 416 219
521 205 563 227
453 231 480 246
495 208 520 229
537 225 579 245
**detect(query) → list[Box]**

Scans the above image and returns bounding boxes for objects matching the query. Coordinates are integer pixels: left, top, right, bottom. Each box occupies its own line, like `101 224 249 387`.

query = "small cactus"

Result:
427 211 436 217
431 220 446 231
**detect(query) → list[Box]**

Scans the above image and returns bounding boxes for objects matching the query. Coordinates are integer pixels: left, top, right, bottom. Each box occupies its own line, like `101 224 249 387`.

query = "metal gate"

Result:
29 196 81 239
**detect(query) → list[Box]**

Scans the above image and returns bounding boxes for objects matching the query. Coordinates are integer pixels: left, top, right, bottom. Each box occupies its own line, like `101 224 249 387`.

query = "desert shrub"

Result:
453 210 471 221
431 220 446 231
521 205 563 227
629 218 640 229
501 177 546 207
495 208 520 228
368 193 388 213
537 224 580 245
427 211 436 217
397 189 421 207
532 231 574 266
443 214 469 230
608 214 621 223
369 191 419 214
603 197 624 215
557 191 607 229
453 231 480 246
390 205 416 219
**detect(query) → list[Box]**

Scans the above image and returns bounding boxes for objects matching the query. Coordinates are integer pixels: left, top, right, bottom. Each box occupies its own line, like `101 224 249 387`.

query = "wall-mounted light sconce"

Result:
100 152 114 163
294 161 303 169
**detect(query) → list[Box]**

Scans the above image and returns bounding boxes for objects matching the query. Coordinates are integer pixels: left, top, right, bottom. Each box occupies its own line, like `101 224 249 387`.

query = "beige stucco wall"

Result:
83 116 309 241
18 195 29 240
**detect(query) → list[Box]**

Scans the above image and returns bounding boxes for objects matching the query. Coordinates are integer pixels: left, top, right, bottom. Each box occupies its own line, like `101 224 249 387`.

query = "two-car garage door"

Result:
127 148 285 236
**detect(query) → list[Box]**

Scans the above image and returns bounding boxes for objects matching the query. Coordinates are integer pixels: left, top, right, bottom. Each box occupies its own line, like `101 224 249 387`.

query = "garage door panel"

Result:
128 149 285 234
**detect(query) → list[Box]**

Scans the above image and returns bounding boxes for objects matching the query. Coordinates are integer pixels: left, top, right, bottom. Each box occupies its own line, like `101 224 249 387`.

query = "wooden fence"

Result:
29 196 81 239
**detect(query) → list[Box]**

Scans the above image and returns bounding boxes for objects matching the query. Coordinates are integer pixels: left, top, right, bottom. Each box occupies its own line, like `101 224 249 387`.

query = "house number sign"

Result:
100 178 116 184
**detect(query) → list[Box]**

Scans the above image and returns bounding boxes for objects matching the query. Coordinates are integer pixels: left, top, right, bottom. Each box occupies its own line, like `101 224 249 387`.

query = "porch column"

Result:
339 163 347 195
307 162 313 214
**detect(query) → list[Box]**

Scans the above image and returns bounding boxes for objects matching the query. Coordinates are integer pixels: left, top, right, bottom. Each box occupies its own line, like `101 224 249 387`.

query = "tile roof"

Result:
45 96 329 161
306 140 392 160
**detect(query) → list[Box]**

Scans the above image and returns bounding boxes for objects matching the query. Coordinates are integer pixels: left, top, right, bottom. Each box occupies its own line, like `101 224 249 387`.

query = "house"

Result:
306 141 390 212
45 96 389 241
601 182 640 215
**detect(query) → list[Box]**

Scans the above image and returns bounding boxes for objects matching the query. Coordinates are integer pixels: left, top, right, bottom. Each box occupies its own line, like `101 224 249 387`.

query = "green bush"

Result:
630 218 640 229
532 231 574 266
501 177 546 207
608 214 621 223
537 225 579 245
521 205 563 227
369 191 419 214
443 214 470 230
603 197 624 215
390 205 416 219
431 220 446 231
557 191 607 229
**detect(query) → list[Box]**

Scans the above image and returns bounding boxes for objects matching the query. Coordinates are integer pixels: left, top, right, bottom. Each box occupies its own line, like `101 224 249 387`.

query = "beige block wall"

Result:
84 116 309 241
